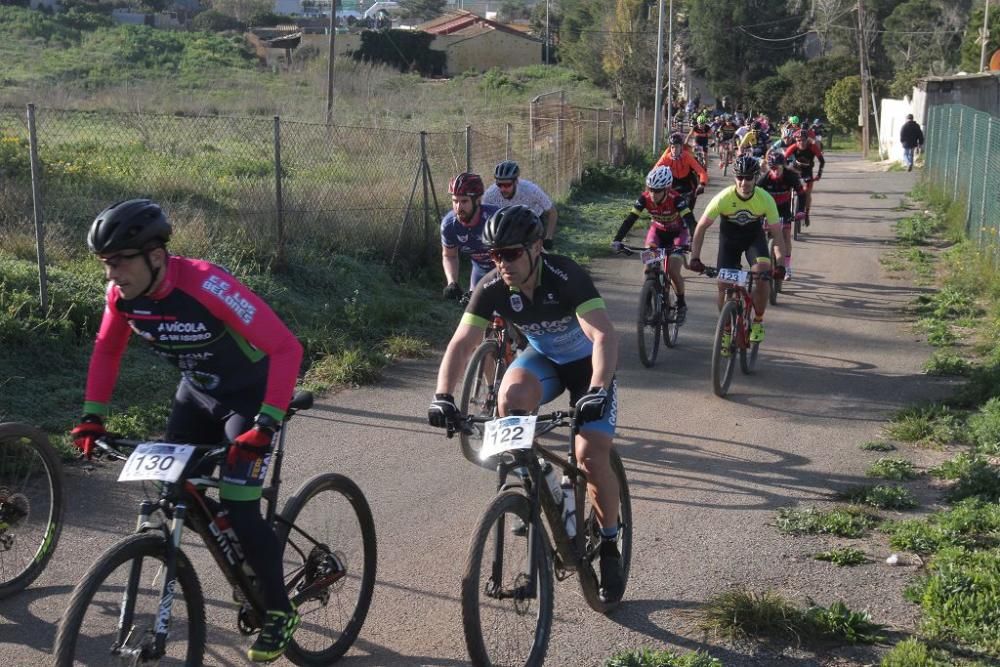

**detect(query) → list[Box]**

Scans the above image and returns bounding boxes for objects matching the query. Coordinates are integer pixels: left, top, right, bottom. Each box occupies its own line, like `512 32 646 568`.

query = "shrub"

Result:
838 484 917 510
880 638 951 666
968 397 1000 454
866 457 918 481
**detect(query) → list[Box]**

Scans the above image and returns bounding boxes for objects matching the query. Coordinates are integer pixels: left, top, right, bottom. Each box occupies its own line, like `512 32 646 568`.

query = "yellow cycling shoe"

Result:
749 322 765 343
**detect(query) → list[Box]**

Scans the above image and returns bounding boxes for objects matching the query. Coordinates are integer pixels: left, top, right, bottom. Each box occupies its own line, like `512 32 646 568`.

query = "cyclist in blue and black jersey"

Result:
441 172 501 300
428 205 625 604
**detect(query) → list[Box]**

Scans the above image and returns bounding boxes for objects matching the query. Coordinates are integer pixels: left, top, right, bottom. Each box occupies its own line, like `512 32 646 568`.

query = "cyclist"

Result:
716 115 738 169
427 206 625 604
654 132 709 212
71 199 304 663
611 166 696 322
757 152 806 280
685 119 712 168
441 172 501 300
783 129 825 226
689 157 788 345
737 121 762 156
482 160 559 250
810 118 825 148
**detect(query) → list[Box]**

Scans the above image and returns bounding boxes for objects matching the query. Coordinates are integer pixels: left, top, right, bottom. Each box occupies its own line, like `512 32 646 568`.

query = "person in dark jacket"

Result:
900 114 924 172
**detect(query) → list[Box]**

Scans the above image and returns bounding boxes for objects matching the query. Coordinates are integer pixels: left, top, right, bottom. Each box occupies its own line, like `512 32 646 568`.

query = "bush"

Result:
191 10 242 33
824 75 860 134
880 638 951 666
968 397 1000 454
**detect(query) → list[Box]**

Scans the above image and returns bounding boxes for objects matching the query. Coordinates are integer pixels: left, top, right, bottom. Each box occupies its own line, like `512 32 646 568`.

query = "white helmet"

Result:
646 166 673 190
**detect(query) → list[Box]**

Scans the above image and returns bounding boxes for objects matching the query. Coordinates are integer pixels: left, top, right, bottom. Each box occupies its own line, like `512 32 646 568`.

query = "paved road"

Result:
1 155 950 666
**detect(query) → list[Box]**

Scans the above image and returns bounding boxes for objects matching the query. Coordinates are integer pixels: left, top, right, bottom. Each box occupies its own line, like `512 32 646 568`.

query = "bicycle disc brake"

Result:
0 488 29 550
297 545 346 605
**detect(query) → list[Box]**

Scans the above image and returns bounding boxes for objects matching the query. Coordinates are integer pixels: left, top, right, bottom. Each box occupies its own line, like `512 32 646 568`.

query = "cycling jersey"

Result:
440 203 501 283
653 147 709 185
784 142 824 171
718 123 738 141
482 179 553 216
614 190 694 238
755 169 806 212
461 255 605 365
703 185 780 237
689 125 711 147
83 255 303 422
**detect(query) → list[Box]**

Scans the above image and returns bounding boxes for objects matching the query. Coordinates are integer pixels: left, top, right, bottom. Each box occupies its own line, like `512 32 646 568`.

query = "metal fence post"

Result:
505 122 512 160
556 92 564 196
25 103 48 312
465 124 472 173
621 101 628 150
273 116 286 268
421 131 431 263
607 108 613 162
529 100 535 176
981 119 992 249
953 108 962 206
594 109 600 162
968 114 978 233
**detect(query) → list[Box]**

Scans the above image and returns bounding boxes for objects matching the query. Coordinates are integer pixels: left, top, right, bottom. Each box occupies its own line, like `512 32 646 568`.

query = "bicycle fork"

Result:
116 501 186 661
487 462 542 607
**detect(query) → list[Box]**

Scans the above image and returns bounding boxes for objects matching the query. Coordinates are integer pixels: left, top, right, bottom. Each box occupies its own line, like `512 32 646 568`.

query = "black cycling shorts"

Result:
717 228 770 270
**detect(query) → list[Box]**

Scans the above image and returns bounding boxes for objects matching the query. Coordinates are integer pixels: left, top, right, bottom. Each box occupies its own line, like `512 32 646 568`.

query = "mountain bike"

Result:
450 410 632 667
792 189 803 241
458 313 522 468
617 244 688 367
0 422 64 599
719 140 734 175
53 391 377 666
766 230 783 306
704 267 772 398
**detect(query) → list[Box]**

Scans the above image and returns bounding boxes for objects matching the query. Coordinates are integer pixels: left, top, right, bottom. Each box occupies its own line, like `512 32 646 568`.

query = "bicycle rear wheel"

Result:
578 449 632 613
278 473 377 666
53 532 205 666
459 340 506 465
767 239 779 305
711 301 739 397
636 279 661 367
0 422 64 599
462 490 553 667
662 282 679 348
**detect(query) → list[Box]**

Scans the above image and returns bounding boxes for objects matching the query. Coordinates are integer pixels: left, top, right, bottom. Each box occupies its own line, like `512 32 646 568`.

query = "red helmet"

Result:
448 172 484 198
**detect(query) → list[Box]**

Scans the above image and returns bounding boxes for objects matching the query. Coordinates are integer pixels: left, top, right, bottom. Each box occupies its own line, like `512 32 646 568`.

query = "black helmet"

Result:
494 160 520 181
483 205 543 248
733 156 760 178
88 199 171 254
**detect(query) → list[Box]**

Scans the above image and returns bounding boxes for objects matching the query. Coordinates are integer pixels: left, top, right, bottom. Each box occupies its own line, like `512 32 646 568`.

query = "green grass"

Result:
774 506 879 538
814 547 868 566
929 453 1000 503
968 397 1000 455
698 589 885 644
924 351 972 376
603 649 722 667
866 457 919 481
884 498 1000 555
880 638 952 666
860 440 896 452
885 404 965 446
837 484 918 510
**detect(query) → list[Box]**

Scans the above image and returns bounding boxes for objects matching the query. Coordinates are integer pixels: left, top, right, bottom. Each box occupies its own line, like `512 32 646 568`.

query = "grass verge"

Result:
774 506 880 538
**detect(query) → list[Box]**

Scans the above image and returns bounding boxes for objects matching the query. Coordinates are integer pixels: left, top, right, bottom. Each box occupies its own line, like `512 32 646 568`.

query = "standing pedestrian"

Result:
900 113 924 172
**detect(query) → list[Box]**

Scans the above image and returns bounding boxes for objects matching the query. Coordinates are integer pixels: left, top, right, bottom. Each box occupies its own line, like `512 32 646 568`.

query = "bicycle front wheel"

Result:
459 340 506 465
740 327 761 375
662 282 679 348
53 532 206 667
578 449 633 614
636 279 661 367
462 490 553 667
711 301 740 397
767 239 779 306
0 422 64 599
278 473 377 665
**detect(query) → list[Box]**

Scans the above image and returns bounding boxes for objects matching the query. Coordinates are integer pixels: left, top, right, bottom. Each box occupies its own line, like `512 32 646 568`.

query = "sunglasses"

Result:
98 251 144 269
489 246 527 263
735 176 756 182
648 187 666 194
496 181 516 190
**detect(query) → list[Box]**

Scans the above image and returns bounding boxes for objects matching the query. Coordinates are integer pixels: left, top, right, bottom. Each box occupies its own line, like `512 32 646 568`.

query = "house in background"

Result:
413 9 542 75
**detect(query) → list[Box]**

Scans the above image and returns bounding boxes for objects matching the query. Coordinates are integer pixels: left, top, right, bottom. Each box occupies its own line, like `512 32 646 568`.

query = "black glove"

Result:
428 393 459 429
443 282 462 300
689 257 706 274
542 238 554 251
611 241 626 254
575 386 608 424
773 265 786 281
696 184 705 195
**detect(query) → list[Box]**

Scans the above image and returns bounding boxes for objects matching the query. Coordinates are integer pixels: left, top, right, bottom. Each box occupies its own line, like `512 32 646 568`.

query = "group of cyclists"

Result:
61 107 826 661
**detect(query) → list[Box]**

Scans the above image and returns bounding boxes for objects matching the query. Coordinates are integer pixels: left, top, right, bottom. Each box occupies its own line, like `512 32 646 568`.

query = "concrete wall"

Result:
879 97 913 162
437 29 541 75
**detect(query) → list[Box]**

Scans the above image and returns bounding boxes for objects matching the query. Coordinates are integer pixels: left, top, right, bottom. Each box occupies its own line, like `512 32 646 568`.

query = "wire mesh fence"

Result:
1 96 647 303
925 104 1000 259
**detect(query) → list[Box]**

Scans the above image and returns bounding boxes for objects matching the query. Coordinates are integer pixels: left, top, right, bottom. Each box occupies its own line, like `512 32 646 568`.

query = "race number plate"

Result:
479 415 537 461
118 443 195 483
640 248 666 266
717 268 749 286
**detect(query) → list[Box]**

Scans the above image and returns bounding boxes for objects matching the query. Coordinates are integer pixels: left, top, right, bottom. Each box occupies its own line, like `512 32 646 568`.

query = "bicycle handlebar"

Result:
446 410 576 439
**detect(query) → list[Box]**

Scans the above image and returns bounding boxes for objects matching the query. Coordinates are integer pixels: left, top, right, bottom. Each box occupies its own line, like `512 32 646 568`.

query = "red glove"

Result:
70 416 106 459
226 426 274 468
794 212 806 221
688 258 706 274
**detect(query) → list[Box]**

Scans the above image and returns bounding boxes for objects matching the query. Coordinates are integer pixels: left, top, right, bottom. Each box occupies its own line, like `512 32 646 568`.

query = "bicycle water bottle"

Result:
560 475 576 538
540 460 562 506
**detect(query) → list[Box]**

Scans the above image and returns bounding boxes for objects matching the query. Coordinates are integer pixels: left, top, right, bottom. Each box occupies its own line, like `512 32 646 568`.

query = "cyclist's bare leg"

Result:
751 261 771 316
716 283 727 310
575 431 619 530
781 225 793 270
667 254 684 297
496 367 543 415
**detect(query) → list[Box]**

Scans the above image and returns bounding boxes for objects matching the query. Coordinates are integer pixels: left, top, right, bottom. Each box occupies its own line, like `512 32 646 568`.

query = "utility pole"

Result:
982 0 992 72
667 0 674 136
857 0 870 158
326 0 336 124
545 0 550 65
652 0 666 154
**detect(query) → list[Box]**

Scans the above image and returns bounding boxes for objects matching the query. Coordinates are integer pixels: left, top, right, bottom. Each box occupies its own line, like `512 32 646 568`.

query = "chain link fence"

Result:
924 104 1000 258
1 97 649 306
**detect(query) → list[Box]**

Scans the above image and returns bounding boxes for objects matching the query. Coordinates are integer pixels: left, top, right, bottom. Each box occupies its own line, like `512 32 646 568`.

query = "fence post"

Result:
576 112 583 179
26 103 48 312
607 108 613 162
981 119 991 249
953 108 962 206
505 122 512 160
621 101 628 149
556 92 564 196
273 116 286 268
594 109 600 163
529 100 535 176
421 131 431 263
465 124 472 173
967 114 977 234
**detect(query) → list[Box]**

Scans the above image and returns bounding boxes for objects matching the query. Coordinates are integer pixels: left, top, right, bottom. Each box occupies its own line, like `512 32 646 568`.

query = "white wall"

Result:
879 97 916 162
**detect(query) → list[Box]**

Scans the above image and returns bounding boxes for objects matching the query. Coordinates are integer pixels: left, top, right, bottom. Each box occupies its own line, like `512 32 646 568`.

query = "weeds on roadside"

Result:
885 404 965 445
303 348 380 392
929 453 1000 503
879 638 952 666
603 648 722 667
924 351 971 376
867 457 919 480
884 498 1000 555
774 506 879 538
968 397 1000 455
814 547 868 566
802 600 886 643
382 334 430 360
837 484 918 510
860 440 896 452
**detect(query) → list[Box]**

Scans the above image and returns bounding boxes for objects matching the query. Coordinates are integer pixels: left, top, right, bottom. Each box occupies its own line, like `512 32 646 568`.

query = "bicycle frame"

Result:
716 269 768 349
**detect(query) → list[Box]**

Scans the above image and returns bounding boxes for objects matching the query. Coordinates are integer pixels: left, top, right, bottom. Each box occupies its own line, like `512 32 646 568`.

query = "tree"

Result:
602 0 657 107
824 74 860 133
557 0 610 86
960 2 1000 71
883 0 964 76
499 0 530 22
192 9 242 31
209 0 272 23
398 0 446 22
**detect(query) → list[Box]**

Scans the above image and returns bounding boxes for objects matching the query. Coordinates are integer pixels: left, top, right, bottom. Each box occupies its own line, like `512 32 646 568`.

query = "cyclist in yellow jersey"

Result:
688 156 789 344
